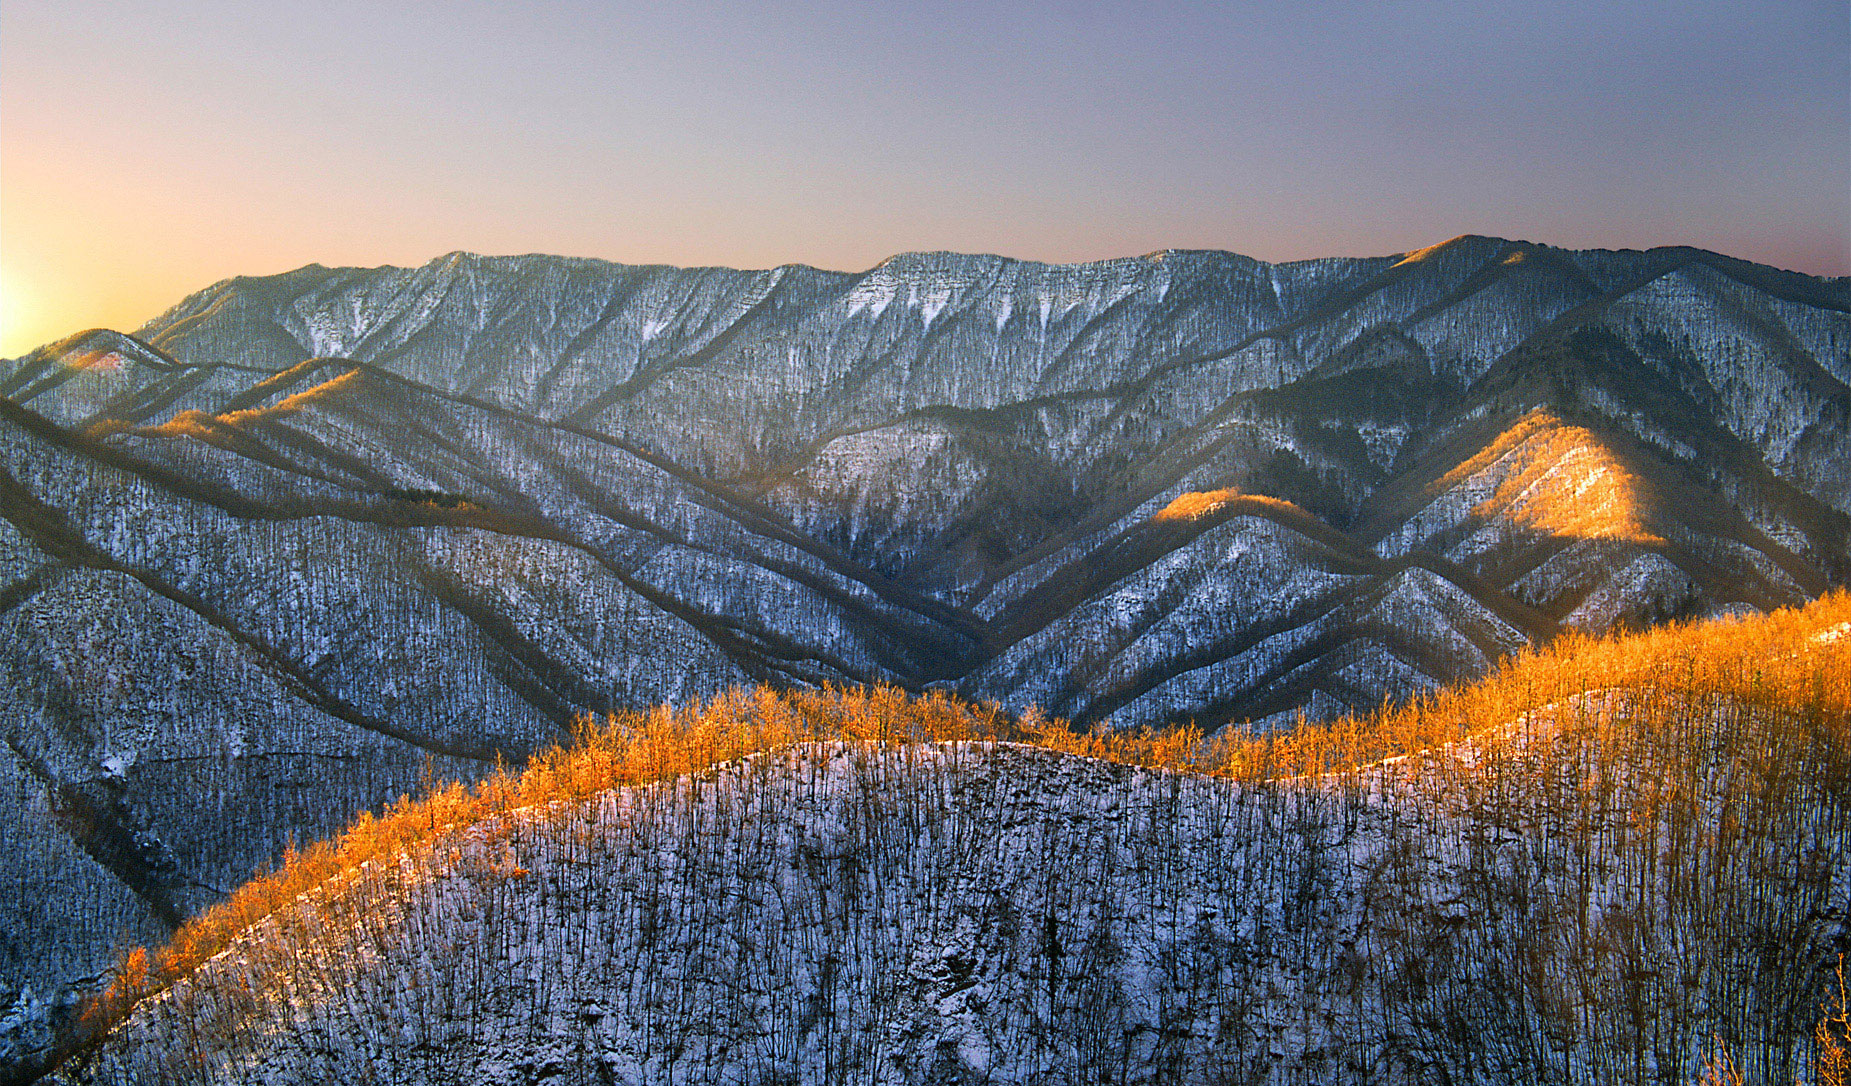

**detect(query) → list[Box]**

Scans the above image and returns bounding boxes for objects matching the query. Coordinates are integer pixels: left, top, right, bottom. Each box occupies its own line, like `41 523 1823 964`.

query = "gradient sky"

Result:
2 0 1846 357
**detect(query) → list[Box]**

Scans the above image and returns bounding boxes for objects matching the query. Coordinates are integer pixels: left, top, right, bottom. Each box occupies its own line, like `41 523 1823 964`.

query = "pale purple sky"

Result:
3 0 1846 354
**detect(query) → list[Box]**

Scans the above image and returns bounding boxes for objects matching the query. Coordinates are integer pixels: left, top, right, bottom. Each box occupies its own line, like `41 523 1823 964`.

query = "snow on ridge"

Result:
67 729 1840 1086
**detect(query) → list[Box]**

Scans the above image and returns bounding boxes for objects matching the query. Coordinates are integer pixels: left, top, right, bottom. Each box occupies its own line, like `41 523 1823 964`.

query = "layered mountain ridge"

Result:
3 236 1848 1067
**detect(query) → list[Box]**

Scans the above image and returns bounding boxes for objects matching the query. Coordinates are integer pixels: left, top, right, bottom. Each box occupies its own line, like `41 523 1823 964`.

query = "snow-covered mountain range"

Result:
3 236 1848 1072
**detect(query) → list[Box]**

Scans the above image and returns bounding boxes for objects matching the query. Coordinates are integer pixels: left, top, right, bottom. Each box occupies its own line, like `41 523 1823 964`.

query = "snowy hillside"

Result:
3 237 1848 1073
50 596 1851 1084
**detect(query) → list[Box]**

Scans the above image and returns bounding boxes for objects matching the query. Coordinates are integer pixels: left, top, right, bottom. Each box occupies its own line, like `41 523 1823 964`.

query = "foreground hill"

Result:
3 238 1848 1061
48 595 1851 1084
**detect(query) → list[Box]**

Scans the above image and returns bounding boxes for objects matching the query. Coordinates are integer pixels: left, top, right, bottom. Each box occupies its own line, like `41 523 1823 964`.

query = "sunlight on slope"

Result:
220 369 365 424
1431 410 1667 545
1481 436 1664 545
1390 234 1478 268
1153 488 1305 523
1390 240 1451 268
72 350 125 372
149 370 365 438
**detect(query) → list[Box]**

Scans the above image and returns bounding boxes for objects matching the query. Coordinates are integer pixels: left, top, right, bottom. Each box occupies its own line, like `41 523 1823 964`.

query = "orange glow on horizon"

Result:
0 262 49 360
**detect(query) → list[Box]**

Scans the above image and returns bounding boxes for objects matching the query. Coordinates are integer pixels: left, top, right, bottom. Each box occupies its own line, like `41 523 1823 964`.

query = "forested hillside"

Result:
50 594 1851 1084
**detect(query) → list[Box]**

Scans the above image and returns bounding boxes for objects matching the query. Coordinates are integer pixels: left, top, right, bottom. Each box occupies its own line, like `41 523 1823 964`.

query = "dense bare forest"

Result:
8 241 1848 1075
46 593 1851 1084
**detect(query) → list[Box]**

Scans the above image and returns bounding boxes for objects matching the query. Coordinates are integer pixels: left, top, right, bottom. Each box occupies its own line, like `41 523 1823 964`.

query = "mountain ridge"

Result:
117 234 1851 311
49 596 1851 1084
3 236 1847 1074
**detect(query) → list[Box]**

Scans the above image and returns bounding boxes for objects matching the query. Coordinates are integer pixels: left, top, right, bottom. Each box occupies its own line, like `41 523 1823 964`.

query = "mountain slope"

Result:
52 597 1851 1084
2 238 1848 1063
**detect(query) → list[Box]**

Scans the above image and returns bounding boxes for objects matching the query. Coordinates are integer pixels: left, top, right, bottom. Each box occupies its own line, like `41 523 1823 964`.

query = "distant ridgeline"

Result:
1 237 1848 1073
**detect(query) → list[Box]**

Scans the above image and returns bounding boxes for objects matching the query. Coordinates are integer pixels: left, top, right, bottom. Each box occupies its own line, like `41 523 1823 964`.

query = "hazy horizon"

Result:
4 0 1846 357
